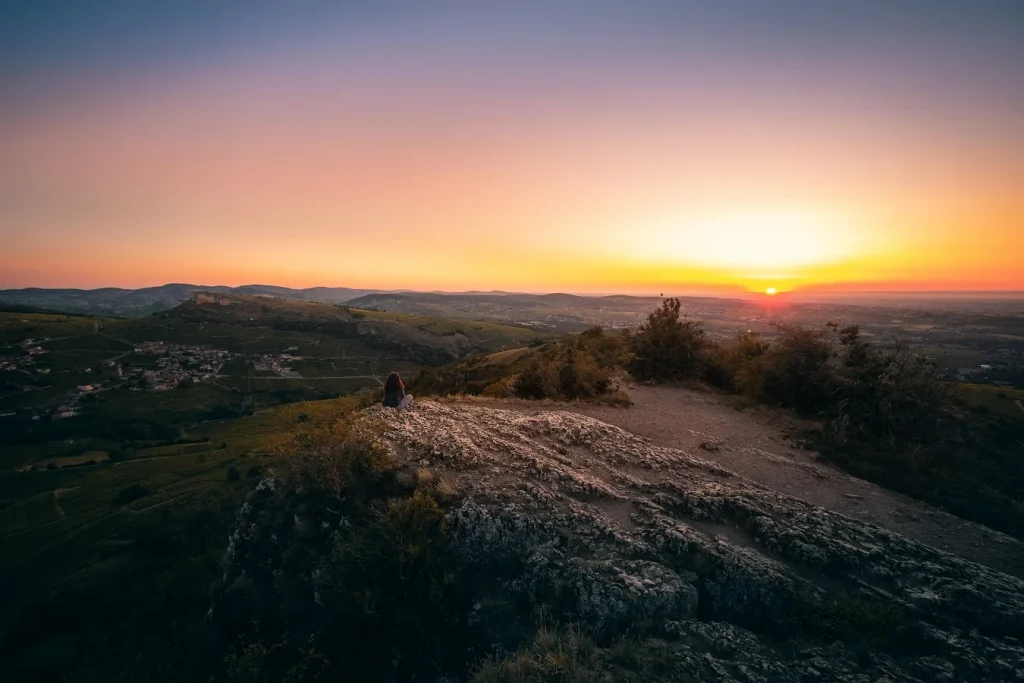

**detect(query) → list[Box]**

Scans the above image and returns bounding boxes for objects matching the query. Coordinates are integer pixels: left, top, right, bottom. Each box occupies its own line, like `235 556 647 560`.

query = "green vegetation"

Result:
212 411 479 681
0 395 379 682
628 297 708 382
413 327 632 404
471 626 678 683
960 383 1024 419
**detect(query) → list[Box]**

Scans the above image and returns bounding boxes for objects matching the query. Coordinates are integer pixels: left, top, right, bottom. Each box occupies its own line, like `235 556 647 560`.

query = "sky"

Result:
1 1 1022 295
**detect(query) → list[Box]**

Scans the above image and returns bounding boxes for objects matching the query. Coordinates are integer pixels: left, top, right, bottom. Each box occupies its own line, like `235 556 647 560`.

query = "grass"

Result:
0 312 107 344
471 626 680 683
36 451 111 469
0 394 368 569
342 306 544 347
959 383 1024 419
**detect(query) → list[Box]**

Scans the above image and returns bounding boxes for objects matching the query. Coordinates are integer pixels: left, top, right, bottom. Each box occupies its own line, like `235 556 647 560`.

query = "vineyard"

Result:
0 491 60 536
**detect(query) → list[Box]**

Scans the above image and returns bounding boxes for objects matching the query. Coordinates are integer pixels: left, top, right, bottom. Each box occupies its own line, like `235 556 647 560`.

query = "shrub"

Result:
512 359 561 400
629 298 707 382
482 376 515 398
412 328 628 404
558 350 611 399
829 326 952 450
575 326 632 369
472 625 678 683
509 348 619 402
736 324 836 415
702 331 768 390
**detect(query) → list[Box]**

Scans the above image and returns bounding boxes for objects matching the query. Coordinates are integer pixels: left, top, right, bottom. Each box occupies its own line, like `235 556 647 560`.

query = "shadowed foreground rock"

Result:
222 399 1024 681
379 400 1024 681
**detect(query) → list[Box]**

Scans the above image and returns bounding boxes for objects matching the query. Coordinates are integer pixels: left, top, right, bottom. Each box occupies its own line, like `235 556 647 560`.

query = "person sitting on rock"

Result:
382 372 413 409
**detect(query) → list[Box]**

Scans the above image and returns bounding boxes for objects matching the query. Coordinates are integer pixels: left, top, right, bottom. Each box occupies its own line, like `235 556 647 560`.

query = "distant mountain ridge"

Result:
0 283 390 317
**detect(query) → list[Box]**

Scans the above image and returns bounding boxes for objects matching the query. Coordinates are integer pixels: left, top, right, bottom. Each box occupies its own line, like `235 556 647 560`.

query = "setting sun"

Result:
0 2 1022 296
765 287 777 296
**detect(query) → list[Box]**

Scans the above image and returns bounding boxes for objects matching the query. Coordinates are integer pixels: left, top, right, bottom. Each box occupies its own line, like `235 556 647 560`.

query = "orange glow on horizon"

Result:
1 35 1022 295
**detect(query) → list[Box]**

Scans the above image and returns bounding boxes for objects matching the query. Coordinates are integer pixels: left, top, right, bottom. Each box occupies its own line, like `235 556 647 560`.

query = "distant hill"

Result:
0 283 388 317
347 291 682 333
169 291 547 364
0 285 731 333
0 302 93 316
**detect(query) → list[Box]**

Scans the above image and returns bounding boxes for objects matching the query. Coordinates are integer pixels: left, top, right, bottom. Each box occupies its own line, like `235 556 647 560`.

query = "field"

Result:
960 383 1024 419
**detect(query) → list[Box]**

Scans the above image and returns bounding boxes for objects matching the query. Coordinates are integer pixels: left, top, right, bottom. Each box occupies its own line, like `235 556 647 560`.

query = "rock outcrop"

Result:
372 400 1024 681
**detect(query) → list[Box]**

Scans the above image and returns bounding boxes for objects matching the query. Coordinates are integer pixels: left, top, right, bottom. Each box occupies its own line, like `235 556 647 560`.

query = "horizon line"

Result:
2 282 1023 300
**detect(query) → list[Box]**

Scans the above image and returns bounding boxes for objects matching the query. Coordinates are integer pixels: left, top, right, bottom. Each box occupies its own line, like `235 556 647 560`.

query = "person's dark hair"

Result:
384 372 404 393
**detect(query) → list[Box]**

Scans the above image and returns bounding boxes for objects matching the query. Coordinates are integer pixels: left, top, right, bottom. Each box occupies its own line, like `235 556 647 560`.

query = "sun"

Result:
765 287 777 296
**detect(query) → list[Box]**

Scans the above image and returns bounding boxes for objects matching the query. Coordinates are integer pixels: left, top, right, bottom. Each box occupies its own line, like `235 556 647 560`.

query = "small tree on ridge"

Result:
629 298 707 381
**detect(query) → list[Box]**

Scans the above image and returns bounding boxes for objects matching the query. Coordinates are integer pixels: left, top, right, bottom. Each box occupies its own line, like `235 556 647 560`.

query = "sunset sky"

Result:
1 1 1022 295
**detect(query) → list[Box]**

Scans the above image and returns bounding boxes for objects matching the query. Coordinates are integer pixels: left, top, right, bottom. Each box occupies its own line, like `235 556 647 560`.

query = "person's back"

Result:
382 372 413 409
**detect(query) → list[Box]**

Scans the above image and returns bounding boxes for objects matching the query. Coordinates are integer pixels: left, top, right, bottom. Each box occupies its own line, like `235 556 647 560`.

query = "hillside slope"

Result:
170 291 546 363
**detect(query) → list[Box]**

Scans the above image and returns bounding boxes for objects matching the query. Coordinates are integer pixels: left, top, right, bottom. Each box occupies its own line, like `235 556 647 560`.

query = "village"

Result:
0 338 306 420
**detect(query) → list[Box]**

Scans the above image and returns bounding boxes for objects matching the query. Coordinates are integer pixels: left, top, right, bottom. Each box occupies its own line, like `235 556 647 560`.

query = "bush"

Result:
736 324 836 415
212 414 477 682
416 327 629 404
472 625 678 683
702 331 768 390
513 359 561 400
829 326 952 450
629 298 707 382
509 348 620 402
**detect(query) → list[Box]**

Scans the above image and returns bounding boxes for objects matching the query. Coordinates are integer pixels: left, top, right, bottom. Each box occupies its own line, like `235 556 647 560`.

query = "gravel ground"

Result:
449 384 1024 577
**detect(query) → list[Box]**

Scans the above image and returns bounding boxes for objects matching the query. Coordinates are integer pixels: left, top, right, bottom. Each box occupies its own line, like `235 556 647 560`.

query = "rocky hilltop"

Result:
225 399 1024 681
393 401 1024 679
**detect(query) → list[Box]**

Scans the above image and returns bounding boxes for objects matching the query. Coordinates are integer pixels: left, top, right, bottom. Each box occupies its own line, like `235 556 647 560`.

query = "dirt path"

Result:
449 385 1024 577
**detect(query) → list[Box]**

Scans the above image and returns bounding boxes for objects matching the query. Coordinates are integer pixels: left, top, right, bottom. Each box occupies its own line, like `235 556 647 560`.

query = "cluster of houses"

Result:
252 353 302 378
2 338 321 422
130 341 234 391
0 339 50 375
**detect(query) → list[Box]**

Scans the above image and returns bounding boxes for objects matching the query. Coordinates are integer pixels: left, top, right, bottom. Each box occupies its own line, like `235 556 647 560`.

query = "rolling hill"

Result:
0 283 389 317
169 291 547 363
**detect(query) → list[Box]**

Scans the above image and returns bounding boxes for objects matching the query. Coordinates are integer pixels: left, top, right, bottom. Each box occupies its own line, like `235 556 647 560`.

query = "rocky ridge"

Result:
371 399 1024 681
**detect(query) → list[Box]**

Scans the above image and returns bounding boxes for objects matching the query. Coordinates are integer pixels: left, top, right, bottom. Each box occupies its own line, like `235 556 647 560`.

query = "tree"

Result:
629 298 707 381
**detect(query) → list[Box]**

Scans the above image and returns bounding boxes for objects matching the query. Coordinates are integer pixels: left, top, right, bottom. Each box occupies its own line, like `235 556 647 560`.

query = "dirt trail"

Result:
450 385 1024 577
